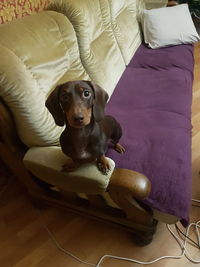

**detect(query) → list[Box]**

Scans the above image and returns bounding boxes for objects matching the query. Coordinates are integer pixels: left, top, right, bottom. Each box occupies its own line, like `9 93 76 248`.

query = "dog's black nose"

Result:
73 115 84 122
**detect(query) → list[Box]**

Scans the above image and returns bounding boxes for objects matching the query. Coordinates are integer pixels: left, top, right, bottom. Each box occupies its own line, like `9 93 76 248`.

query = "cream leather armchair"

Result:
0 0 169 246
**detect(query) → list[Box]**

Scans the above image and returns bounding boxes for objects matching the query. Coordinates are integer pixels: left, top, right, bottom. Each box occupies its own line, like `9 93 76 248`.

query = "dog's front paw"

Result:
97 156 111 175
114 143 125 154
61 159 79 172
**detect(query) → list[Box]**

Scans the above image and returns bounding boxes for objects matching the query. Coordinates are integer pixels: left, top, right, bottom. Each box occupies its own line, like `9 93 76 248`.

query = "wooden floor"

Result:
0 43 200 267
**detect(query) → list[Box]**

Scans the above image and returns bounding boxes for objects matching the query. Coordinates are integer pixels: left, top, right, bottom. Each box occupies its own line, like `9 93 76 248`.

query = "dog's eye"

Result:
83 90 91 98
62 94 69 102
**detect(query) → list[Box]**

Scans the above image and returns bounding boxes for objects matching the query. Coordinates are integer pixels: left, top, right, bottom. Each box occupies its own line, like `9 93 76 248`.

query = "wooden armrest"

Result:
108 168 151 200
108 168 153 225
167 1 178 7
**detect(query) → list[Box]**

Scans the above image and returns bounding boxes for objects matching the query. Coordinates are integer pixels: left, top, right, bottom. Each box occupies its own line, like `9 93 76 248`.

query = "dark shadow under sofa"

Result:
0 0 198 245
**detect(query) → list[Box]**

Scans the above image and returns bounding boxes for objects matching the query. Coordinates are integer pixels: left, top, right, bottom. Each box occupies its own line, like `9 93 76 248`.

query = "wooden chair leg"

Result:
131 220 158 246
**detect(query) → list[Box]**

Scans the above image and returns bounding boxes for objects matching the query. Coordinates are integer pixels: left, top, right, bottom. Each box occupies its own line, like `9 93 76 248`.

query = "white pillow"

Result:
142 4 200 49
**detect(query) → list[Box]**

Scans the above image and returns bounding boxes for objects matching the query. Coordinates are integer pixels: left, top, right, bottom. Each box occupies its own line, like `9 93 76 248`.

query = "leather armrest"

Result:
108 168 151 200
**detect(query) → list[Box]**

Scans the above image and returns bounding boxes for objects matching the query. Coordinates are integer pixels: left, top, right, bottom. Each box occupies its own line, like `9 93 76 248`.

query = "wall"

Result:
0 0 52 24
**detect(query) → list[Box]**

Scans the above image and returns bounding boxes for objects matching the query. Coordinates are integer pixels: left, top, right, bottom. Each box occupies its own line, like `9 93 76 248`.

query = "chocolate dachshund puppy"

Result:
45 80 125 175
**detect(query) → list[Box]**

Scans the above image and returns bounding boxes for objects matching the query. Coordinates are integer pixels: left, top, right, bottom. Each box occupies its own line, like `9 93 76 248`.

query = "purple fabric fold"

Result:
106 44 194 226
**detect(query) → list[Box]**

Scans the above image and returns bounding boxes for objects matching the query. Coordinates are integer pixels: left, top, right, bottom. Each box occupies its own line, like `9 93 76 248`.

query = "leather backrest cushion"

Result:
48 0 126 97
107 0 142 65
0 11 89 147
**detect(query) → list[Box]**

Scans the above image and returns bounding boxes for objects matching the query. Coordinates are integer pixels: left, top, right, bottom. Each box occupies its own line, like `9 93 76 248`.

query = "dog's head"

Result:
45 80 109 128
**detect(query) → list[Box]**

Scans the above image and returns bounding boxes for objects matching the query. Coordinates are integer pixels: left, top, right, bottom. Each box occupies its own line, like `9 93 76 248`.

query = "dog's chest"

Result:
78 147 92 159
72 135 102 161
69 135 95 160
61 127 104 161
71 140 98 161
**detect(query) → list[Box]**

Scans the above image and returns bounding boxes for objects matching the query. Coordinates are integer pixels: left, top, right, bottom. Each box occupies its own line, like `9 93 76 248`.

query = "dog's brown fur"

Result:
46 80 125 174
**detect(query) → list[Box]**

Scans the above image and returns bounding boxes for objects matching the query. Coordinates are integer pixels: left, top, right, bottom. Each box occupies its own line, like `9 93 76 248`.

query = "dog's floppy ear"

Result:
45 85 64 126
86 81 109 122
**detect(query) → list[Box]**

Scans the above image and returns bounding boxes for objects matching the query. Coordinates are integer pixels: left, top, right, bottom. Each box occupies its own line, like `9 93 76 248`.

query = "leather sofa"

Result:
0 0 193 245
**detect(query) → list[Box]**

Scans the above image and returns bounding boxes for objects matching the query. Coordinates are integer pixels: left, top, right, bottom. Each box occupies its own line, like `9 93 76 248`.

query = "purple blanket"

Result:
106 44 194 226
